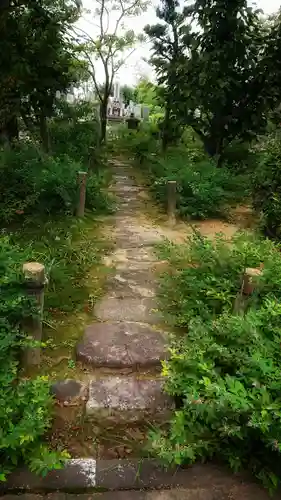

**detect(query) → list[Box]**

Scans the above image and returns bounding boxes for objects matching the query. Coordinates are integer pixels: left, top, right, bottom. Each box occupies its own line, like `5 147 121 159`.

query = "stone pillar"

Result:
77 171 87 217
22 262 45 368
167 180 177 224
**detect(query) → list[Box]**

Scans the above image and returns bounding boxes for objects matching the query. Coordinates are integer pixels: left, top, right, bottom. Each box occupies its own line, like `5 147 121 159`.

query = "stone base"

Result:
86 376 173 423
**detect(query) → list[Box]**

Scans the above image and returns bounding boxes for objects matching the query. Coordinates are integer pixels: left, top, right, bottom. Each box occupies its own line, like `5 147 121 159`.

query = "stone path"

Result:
75 159 173 425
52 159 256 443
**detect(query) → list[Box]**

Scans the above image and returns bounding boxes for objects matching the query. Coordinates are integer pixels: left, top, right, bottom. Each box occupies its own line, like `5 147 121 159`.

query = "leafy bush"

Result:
49 119 101 164
151 233 281 490
143 148 247 219
115 125 248 219
0 144 112 224
113 125 159 159
0 236 67 479
252 131 281 238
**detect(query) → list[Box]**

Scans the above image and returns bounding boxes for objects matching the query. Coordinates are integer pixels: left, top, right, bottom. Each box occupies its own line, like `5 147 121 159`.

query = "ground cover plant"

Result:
150 232 281 491
0 237 69 480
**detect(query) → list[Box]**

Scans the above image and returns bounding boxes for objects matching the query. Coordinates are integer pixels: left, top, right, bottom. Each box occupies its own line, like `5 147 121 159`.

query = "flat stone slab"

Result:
112 220 164 248
0 459 275 497
86 377 173 423
76 321 167 368
94 296 161 323
107 272 156 298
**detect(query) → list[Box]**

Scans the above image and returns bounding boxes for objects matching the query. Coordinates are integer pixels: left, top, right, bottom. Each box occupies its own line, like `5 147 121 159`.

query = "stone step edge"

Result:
0 459 251 493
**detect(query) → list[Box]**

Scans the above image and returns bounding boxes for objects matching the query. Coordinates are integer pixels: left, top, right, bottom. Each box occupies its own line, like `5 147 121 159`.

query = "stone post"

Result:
77 171 87 217
22 262 45 368
167 180 177 224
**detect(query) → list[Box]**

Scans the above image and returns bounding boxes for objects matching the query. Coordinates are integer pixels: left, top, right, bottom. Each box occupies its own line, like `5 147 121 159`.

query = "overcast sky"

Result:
78 0 281 87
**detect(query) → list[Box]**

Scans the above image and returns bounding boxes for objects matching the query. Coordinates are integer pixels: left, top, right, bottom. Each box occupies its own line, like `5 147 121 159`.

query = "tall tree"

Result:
74 0 148 143
145 0 191 149
0 0 81 149
146 0 281 160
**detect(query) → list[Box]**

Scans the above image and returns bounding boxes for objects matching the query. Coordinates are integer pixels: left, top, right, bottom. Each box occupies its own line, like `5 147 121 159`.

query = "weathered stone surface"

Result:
106 247 157 265
94 296 161 323
51 380 85 402
0 460 276 498
86 377 173 423
107 271 156 298
0 459 96 492
76 321 167 368
113 223 164 247
51 380 88 424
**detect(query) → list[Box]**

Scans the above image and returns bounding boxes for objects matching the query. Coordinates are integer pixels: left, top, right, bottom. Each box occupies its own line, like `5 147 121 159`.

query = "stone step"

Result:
107 269 156 299
94 295 161 323
110 185 141 193
76 321 167 369
86 376 173 423
3 460 259 496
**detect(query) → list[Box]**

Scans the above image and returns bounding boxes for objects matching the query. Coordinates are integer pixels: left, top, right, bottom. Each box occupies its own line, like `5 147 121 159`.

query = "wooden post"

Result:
233 267 263 314
77 171 87 217
167 180 177 224
22 262 45 368
242 267 263 295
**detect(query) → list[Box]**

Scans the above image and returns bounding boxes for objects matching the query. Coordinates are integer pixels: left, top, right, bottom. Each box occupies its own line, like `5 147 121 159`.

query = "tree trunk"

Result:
39 111 50 153
100 101 107 144
162 106 170 151
0 114 19 146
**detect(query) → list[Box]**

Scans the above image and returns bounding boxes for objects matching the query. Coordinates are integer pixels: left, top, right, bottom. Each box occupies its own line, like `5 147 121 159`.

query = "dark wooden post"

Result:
77 171 87 217
22 262 45 367
167 180 177 224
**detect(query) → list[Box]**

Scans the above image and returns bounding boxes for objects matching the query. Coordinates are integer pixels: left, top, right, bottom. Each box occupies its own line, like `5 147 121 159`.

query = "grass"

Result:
8 212 113 380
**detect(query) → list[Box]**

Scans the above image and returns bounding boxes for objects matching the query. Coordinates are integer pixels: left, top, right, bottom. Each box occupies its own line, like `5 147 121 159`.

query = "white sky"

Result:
78 0 281 86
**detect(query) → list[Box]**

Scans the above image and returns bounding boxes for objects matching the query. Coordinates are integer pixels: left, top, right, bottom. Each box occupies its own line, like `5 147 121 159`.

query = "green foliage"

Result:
0 0 81 144
252 131 281 239
151 233 281 490
49 118 101 164
145 0 281 160
0 236 68 479
0 143 112 225
120 127 248 219
12 215 107 314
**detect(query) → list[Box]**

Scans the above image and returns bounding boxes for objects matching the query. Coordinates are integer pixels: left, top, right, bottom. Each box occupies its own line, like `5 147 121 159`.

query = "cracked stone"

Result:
76 321 167 368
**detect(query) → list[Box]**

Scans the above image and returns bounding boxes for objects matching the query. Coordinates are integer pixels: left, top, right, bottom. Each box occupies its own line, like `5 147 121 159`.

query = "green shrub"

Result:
151 233 281 491
0 144 112 224
49 119 101 164
252 131 281 239
143 149 247 219
0 236 67 479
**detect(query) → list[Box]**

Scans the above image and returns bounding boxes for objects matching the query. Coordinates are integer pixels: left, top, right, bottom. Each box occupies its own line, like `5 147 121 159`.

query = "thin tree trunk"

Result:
162 105 170 151
39 111 50 153
100 101 107 144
